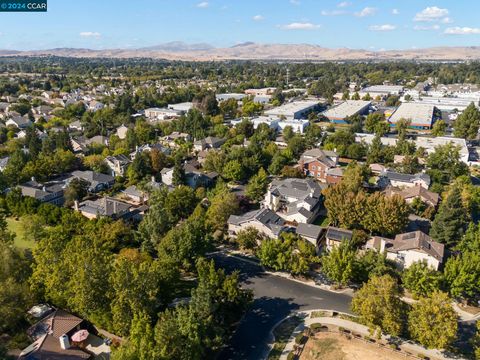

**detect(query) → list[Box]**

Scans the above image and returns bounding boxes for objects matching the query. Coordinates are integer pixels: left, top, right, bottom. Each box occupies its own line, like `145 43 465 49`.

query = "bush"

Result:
294 333 305 344
287 352 296 360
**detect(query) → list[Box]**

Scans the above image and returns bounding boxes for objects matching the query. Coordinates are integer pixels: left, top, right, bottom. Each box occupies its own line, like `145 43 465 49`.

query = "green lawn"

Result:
6 217 36 249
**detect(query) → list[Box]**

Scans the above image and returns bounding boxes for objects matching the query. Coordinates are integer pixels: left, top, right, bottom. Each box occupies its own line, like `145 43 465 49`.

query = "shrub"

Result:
294 333 305 344
287 352 296 360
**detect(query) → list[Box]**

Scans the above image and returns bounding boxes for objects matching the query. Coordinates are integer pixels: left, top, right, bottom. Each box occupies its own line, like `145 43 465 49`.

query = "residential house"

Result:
105 154 131 177
296 223 323 249
129 143 170 160
161 132 191 147
6 116 32 129
87 100 104 112
18 179 65 205
326 167 344 185
228 208 286 239
0 156 9 171
122 185 149 204
161 162 218 189
193 136 225 152
75 196 132 220
69 120 84 132
299 149 338 182
116 124 129 140
366 230 444 270
69 170 115 193
380 171 431 189
321 226 353 251
384 185 440 208
20 309 96 360
263 178 324 224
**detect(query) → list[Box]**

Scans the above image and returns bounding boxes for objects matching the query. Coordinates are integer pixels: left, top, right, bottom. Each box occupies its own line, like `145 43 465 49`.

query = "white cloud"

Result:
369 24 396 31
290 0 300 5
79 32 101 38
414 6 448 22
321 10 345 16
441 17 453 24
279 22 320 30
196 1 209 8
253 15 264 21
354 7 376 17
413 24 440 31
337 1 351 8
392 9 399 15
444 27 480 35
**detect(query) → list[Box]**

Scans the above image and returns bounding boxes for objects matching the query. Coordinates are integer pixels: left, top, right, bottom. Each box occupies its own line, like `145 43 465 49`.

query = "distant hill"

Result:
1 42 480 61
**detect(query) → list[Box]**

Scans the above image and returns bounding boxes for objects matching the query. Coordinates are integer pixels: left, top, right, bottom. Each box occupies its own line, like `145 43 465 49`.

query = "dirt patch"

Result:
300 332 411 360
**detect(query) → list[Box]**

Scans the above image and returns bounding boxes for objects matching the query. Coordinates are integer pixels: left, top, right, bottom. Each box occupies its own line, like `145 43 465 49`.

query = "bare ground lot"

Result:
300 332 413 360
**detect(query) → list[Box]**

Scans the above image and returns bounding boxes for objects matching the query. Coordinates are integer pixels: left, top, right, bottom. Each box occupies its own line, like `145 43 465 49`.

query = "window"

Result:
311 165 316 170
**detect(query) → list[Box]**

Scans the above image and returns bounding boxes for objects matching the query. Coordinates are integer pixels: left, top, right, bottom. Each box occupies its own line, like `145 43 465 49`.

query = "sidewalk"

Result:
278 309 463 360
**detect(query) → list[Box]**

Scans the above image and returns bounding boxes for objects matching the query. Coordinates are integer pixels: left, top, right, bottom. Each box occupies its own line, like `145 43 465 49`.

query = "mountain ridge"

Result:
1 42 480 61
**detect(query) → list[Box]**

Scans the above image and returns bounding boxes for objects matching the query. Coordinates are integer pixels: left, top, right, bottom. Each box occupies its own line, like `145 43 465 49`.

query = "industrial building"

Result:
355 133 469 164
360 85 404 97
388 102 435 129
216 93 246 102
322 100 371 124
264 100 320 120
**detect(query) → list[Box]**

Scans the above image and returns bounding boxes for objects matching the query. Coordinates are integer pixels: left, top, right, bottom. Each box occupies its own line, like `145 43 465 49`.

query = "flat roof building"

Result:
361 85 404 96
167 102 193 113
322 100 371 124
388 102 435 129
355 133 469 164
264 100 319 120
216 93 246 102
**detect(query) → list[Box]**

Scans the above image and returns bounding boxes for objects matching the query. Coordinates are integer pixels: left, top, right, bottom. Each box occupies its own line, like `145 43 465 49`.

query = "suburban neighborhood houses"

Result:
4 25 480 360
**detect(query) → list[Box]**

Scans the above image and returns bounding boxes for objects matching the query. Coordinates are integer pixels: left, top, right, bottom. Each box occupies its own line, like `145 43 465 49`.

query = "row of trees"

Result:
352 275 458 350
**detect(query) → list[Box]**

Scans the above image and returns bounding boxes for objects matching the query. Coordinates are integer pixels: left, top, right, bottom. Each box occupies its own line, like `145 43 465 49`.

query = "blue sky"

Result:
0 0 479 50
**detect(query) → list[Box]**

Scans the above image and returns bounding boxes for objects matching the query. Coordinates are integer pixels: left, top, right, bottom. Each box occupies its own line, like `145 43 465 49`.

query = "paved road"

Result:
210 252 352 360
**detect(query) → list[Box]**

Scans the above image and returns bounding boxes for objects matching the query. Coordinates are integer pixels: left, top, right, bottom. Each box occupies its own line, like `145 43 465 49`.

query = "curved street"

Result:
210 252 352 360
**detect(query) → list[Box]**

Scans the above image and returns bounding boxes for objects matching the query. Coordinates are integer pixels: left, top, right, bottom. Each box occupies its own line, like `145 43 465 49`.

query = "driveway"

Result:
210 252 352 360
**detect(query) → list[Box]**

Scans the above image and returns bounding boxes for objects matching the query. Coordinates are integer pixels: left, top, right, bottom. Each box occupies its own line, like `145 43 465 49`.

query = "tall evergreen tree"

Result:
453 102 480 140
430 186 468 246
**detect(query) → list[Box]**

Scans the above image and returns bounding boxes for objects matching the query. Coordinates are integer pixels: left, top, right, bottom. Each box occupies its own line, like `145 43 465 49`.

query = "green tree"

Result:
321 240 357 286
246 168 269 202
402 260 443 298
64 177 89 206
431 119 447 137
444 250 480 302
205 190 239 231
172 161 185 186
408 291 458 349
235 227 263 251
453 102 480 140
351 275 405 336
430 186 468 246
427 143 469 185
110 249 179 336
223 160 244 182
365 113 384 134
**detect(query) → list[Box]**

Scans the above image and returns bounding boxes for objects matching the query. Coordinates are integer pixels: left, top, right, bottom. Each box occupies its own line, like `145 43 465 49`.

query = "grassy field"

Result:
6 217 36 249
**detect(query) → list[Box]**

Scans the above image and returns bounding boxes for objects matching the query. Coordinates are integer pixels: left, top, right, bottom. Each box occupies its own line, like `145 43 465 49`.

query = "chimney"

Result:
151 176 155 183
59 334 70 350
42 186 46 192
31 176 35 182
74 200 79 211
113 199 117 214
